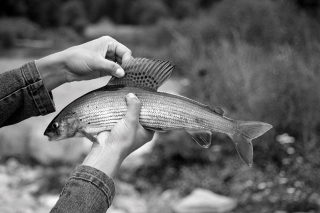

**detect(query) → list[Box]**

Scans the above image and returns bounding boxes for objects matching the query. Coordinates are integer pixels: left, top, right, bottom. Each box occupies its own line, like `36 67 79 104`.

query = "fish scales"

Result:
44 57 272 166
63 86 236 135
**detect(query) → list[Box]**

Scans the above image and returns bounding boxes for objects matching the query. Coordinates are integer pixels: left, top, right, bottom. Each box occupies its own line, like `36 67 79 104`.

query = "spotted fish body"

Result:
56 86 235 137
44 58 272 166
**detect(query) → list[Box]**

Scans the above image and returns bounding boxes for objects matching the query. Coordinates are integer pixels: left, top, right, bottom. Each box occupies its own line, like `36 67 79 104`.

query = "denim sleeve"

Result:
51 165 116 213
0 61 55 127
1 62 116 211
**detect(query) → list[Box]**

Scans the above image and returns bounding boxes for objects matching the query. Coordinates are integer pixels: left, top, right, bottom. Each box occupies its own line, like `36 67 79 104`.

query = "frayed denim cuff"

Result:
70 165 116 207
21 61 55 115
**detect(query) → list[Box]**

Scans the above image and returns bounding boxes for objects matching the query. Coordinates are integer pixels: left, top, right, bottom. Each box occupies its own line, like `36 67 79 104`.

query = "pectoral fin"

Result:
79 129 97 143
185 129 212 148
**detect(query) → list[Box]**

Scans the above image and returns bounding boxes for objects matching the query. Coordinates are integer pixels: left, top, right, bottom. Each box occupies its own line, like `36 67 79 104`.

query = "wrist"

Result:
35 51 67 91
82 146 124 179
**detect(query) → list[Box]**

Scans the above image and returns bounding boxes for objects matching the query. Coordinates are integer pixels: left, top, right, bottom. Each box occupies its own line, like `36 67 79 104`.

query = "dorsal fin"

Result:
107 58 175 91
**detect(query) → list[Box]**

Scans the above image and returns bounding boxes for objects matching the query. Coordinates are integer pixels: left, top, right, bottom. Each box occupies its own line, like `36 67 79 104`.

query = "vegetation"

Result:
1 0 320 212
119 0 320 212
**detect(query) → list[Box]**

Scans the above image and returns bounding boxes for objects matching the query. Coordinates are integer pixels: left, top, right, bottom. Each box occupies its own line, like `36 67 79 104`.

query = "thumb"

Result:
93 57 125 78
124 93 141 125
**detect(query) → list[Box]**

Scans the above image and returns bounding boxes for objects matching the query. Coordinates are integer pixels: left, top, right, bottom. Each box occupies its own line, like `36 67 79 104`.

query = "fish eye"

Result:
52 122 59 129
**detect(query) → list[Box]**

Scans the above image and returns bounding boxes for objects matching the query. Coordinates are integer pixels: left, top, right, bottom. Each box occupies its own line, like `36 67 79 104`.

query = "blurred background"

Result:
0 0 320 212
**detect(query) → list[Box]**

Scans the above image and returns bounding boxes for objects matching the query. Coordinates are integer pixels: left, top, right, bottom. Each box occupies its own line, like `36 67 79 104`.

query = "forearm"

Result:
35 51 68 91
82 142 125 179
52 137 126 213
0 61 55 127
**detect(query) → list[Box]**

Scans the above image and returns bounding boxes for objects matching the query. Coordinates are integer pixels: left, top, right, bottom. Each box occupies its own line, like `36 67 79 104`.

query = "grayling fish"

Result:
44 58 272 166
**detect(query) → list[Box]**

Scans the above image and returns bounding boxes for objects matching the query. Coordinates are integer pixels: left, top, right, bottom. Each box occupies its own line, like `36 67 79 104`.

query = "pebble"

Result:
173 188 237 213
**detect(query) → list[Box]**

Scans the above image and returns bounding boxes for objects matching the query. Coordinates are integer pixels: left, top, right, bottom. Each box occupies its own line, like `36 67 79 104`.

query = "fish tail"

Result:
229 121 272 167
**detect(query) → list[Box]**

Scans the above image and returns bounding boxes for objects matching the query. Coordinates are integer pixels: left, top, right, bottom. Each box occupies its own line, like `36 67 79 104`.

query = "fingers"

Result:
97 131 111 143
105 42 117 62
93 57 125 78
124 93 154 143
124 93 141 125
103 37 132 65
95 36 132 77
88 94 153 162
69 36 132 80
124 94 154 148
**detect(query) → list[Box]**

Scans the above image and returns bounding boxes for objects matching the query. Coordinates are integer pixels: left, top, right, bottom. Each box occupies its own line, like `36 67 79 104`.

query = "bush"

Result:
0 17 41 48
126 1 320 212
59 0 88 35
161 0 320 49
129 0 169 25
0 17 81 49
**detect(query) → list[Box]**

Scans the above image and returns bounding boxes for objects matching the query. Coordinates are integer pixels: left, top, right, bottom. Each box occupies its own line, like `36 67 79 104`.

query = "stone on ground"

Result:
112 180 148 213
173 188 237 213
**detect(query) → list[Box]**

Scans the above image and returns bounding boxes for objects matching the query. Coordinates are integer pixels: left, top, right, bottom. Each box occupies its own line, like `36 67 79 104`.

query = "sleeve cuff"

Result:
70 165 116 207
20 61 55 115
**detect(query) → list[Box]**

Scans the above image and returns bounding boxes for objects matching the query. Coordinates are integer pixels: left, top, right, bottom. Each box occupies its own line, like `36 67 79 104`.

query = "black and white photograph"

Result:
0 0 319 212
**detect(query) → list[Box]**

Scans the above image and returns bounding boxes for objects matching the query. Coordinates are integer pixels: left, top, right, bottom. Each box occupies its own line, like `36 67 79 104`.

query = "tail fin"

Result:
230 121 272 167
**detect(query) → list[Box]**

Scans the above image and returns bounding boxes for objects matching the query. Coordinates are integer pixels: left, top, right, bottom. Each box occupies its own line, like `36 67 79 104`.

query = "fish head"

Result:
44 112 81 141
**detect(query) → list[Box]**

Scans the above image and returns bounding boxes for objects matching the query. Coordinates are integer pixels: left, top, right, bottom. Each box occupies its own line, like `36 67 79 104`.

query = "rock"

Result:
113 195 148 213
148 189 181 213
160 189 181 203
0 173 11 186
113 181 148 213
173 188 237 213
6 158 20 172
115 180 140 197
39 194 60 208
0 161 54 213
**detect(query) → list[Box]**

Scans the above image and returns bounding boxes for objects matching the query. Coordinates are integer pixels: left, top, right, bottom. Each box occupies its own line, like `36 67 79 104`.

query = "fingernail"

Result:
115 68 125 77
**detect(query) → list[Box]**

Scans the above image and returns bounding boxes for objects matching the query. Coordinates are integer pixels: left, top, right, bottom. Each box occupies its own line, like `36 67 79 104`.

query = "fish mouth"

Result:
44 130 66 141
44 132 54 141
44 129 56 141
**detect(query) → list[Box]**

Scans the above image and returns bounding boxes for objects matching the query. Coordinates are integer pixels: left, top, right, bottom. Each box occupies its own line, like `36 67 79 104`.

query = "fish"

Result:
44 58 272 166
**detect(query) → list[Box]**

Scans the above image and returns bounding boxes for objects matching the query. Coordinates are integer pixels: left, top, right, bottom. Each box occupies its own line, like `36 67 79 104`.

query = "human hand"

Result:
36 36 132 91
82 93 154 178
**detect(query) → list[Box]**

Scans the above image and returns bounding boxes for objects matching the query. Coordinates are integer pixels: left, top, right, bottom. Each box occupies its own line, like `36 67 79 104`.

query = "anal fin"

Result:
185 129 212 148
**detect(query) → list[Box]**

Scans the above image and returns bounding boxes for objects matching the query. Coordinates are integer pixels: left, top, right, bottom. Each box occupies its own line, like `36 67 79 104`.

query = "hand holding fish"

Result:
82 93 154 178
35 36 132 91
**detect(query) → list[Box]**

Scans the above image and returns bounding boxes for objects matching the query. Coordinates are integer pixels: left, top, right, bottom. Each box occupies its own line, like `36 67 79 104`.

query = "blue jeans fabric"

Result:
0 61 55 127
0 61 115 212
51 165 115 213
